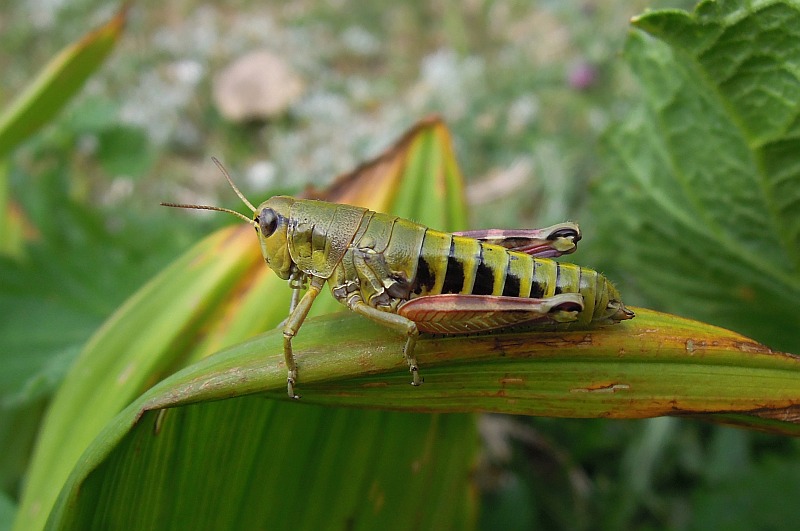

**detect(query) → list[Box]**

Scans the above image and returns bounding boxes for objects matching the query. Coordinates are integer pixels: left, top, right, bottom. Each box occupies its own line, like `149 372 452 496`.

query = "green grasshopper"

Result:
164 159 634 398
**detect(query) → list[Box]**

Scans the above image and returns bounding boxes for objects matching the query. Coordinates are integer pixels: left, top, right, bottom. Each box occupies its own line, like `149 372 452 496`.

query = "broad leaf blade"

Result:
45 306 800 528
19 118 477 531
595 1 800 353
14 227 262 531
48 403 476 530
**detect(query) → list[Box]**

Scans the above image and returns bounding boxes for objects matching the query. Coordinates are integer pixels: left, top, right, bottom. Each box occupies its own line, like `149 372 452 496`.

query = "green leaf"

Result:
44 306 800 527
0 6 127 157
690 457 800 531
0 160 24 258
16 119 477 531
13 227 262 531
48 402 476 530
595 0 800 353
70 309 800 428
0 6 126 260
96 125 154 178
0 490 16 531
0 166 199 407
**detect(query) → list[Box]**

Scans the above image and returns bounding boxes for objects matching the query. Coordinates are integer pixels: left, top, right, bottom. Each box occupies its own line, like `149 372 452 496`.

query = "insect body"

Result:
164 159 634 398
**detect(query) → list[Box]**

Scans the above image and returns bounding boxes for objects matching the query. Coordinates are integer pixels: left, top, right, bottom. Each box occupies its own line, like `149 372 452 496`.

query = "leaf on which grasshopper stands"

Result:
45 307 800 527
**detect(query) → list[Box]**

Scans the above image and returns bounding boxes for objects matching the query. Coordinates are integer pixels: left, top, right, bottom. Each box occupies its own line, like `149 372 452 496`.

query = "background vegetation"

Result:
2 1 799 530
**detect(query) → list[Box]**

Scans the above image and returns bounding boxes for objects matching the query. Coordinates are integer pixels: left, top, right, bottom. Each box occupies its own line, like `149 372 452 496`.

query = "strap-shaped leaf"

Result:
0 6 127 157
45 306 800 527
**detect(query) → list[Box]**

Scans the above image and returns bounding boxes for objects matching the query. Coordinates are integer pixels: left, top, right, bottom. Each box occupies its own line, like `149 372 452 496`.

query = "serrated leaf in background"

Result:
594 0 800 353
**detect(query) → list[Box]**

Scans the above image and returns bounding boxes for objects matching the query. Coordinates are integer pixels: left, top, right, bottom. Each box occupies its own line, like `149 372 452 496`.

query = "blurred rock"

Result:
212 50 304 121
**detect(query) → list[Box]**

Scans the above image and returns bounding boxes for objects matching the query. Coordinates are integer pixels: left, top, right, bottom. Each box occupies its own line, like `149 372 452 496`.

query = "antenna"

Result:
211 156 257 213
161 157 259 227
160 202 257 227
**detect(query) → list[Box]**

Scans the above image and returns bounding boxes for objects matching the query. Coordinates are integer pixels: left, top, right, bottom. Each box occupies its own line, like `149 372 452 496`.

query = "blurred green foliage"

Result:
2 1 799 530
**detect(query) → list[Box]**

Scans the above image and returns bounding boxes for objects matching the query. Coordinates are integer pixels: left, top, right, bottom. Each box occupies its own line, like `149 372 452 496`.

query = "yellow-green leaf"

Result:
45 306 800 527
0 6 127 157
17 118 477 531
136 308 800 432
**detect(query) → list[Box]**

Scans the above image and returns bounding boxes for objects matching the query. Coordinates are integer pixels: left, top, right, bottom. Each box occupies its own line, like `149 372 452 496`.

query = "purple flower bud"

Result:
568 62 598 90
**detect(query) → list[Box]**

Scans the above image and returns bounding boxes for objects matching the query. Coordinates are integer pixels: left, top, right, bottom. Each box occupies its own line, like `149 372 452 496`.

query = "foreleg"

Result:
283 275 326 398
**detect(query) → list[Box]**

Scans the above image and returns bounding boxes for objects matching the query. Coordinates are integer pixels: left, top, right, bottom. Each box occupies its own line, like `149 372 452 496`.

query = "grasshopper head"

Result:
161 159 300 281
255 196 295 280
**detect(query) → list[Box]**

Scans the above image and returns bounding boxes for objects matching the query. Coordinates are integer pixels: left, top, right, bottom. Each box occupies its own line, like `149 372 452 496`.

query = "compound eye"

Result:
257 208 278 237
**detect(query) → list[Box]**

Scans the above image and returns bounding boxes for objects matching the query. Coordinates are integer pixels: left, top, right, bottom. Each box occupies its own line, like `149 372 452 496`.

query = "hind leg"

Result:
346 296 422 385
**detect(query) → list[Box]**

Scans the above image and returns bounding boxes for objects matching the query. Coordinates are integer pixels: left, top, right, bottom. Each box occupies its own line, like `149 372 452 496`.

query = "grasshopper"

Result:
164 159 634 398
